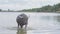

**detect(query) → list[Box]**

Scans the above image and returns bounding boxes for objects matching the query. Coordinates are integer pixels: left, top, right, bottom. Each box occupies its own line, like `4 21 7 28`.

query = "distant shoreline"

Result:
0 11 60 13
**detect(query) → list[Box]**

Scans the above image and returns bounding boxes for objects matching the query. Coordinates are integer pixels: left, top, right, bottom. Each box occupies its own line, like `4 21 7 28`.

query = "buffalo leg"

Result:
25 24 27 29
18 23 19 28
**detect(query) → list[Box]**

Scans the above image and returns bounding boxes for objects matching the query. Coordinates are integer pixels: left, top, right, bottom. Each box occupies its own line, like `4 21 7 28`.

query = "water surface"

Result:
0 12 60 34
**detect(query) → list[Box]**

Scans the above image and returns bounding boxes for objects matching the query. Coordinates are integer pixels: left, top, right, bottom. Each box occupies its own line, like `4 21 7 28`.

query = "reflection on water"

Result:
55 16 60 22
17 29 27 34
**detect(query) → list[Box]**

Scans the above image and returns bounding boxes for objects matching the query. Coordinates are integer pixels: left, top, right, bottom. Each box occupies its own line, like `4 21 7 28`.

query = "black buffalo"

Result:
16 14 28 28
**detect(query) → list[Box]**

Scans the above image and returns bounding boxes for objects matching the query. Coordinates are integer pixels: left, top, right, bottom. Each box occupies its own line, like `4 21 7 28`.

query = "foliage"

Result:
21 3 60 12
0 3 60 12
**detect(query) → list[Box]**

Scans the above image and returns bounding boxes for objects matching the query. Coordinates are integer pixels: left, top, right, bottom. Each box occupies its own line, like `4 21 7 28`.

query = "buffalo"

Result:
16 13 28 28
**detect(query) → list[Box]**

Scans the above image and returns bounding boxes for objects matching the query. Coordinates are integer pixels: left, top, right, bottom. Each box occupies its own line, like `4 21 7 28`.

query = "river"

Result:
0 12 60 34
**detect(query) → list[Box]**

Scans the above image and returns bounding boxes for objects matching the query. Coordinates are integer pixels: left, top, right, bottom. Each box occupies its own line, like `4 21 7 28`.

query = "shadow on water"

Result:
16 28 27 34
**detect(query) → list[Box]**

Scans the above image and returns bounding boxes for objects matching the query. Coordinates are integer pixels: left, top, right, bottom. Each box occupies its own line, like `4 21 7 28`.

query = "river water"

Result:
0 12 60 34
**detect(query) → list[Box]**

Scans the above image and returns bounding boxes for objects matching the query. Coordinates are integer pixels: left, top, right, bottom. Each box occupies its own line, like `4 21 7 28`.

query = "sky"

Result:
0 0 60 10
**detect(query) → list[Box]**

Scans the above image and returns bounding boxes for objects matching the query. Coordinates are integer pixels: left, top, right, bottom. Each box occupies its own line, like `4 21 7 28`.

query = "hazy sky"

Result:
0 0 60 10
